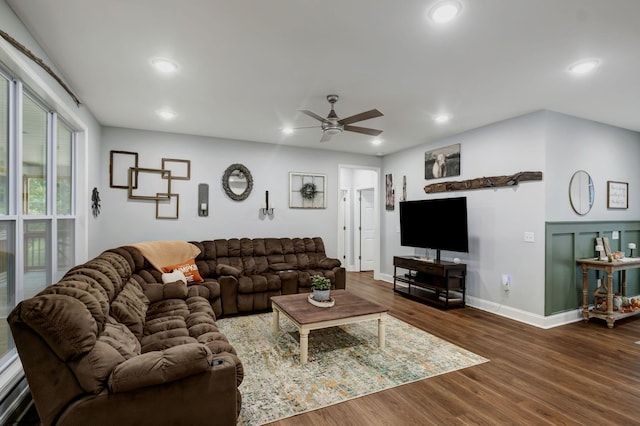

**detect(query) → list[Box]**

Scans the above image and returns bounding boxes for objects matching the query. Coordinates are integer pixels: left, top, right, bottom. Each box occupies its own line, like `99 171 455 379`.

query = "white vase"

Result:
313 289 331 302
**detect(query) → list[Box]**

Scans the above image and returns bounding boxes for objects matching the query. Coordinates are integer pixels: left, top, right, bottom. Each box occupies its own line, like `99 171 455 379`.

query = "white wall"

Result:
545 111 640 221
382 112 547 317
94 127 381 257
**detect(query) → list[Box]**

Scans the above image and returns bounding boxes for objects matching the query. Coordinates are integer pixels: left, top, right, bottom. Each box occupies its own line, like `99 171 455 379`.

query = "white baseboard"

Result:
376 274 582 329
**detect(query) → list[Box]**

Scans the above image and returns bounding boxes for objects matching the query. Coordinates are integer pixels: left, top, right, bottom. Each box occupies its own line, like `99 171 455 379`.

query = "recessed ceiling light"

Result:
428 1 462 23
157 109 177 120
151 58 179 73
282 127 293 135
371 139 382 146
433 114 450 123
568 59 600 74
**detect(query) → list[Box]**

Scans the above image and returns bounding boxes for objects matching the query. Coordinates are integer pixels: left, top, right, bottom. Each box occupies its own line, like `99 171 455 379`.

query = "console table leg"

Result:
378 314 386 349
581 265 589 322
607 272 615 328
300 328 309 364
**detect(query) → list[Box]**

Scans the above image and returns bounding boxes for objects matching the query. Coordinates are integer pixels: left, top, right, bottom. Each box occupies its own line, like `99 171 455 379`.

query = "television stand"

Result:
393 256 466 309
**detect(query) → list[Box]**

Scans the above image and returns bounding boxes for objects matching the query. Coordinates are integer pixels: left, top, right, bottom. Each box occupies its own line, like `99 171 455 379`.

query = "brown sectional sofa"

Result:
8 237 344 425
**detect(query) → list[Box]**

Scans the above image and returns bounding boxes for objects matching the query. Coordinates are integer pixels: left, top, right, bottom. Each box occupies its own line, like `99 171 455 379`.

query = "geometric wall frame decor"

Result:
162 158 191 180
110 150 139 189
127 167 172 200
156 192 179 219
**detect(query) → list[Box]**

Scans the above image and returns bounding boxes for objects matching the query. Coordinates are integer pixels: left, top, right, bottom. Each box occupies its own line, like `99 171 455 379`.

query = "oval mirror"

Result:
222 163 253 201
569 170 594 215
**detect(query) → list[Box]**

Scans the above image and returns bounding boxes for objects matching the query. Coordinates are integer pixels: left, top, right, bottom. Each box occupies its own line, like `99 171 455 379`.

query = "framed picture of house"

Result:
607 181 628 209
425 143 460 180
289 172 326 208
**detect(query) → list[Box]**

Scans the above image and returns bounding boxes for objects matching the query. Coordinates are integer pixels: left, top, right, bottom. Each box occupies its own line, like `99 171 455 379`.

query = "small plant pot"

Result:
313 289 331 302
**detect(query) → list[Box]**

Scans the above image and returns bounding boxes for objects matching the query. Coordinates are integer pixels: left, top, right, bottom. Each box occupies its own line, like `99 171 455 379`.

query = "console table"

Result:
393 256 466 309
577 257 640 328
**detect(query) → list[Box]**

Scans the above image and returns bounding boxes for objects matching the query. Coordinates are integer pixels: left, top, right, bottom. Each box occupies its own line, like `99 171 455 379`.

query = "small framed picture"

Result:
607 181 628 209
289 172 326 209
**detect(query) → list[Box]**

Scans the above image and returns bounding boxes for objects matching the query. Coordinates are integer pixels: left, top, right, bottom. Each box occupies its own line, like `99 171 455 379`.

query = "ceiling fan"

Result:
298 95 383 142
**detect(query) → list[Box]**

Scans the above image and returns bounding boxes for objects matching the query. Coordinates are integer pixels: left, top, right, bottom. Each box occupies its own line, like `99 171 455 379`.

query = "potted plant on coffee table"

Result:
310 275 332 302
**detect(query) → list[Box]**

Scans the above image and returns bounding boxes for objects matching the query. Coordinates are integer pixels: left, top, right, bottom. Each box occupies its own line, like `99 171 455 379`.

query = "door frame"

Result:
337 164 381 279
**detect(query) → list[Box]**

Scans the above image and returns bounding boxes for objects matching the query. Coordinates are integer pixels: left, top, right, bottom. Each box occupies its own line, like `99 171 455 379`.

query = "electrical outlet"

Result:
612 231 619 240
502 274 511 291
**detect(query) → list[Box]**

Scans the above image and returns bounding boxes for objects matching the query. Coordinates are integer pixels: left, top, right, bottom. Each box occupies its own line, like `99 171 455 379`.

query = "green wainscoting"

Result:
545 221 640 316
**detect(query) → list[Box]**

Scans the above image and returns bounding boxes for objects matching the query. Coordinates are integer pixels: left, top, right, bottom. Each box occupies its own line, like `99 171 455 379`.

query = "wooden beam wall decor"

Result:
423 171 542 194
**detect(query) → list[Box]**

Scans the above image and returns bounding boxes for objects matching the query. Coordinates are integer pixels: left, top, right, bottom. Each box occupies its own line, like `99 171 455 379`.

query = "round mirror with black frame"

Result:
222 163 253 201
569 170 594 215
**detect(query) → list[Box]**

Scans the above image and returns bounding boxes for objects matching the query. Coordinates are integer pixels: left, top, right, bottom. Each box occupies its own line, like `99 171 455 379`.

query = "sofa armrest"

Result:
317 257 341 269
218 275 239 315
59 354 239 426
108 343 211 393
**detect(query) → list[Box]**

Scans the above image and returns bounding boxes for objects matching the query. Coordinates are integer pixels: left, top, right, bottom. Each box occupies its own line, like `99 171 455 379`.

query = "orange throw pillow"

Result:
162 258 204 284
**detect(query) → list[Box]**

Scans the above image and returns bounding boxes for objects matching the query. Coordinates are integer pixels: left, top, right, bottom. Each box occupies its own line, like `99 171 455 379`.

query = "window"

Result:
0 71 77 375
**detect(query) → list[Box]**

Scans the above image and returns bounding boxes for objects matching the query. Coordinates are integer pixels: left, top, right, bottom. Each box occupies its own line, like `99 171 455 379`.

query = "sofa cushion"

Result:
110 280 149 339
162 258 204 283
108 343 213 393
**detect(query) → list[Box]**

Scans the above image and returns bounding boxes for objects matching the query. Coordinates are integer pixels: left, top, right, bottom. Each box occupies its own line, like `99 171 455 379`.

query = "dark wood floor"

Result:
270 272 640 426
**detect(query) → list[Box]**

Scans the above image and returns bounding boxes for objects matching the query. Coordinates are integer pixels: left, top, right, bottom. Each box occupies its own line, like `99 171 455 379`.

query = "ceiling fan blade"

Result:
299 110 327 123
338 109 383 125
319 132 333 143
344 125 383 136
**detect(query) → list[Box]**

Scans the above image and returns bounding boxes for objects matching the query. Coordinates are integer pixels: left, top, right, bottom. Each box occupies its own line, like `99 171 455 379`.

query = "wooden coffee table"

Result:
271 290 389 364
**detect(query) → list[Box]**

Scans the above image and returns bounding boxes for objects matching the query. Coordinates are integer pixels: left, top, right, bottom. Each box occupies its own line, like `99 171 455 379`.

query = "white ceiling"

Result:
6 0 640 156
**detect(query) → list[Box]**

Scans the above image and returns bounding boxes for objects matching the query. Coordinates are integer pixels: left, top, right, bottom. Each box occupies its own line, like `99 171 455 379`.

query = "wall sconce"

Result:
629 243 636 258
260 190 274 216
198 183 209 217
595 244 605 260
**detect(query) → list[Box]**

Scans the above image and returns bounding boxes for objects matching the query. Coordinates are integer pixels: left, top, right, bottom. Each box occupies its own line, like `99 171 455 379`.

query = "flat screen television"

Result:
399 197 469 261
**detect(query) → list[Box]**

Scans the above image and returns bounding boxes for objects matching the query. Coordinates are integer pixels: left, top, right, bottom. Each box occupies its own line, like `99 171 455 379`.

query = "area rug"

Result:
216 312 488 425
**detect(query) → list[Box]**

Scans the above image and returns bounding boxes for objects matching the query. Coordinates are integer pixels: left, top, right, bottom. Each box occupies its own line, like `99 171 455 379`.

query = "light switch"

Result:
612 231 619 240
524 232 535 243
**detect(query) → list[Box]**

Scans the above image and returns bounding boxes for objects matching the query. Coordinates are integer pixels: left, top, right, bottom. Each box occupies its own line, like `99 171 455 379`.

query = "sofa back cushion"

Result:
19 294 98 362
110 279 149 340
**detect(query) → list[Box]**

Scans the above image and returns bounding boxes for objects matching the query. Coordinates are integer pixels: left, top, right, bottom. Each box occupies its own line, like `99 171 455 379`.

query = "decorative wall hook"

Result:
260 190 274 216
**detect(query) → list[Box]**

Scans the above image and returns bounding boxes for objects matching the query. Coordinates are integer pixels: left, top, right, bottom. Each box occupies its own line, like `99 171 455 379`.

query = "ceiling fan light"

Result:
324 128 342 136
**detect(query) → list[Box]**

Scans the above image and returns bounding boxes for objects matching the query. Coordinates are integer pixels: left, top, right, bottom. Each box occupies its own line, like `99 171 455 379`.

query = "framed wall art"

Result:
128 167 172 200
110 150 138 188
289 172 326 209
161 158 191 180
156 193 179 219
607 181 628 209
385 173 394 210
425 143 460 180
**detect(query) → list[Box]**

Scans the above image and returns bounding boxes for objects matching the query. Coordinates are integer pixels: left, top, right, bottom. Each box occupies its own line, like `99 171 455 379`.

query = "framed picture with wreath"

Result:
289 172 326 209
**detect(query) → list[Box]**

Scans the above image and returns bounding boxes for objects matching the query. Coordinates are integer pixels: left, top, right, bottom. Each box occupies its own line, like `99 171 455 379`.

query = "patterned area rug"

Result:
216 312 488 425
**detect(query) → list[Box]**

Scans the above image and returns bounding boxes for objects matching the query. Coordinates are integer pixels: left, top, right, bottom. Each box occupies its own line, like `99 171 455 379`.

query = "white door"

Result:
359 188 375 271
